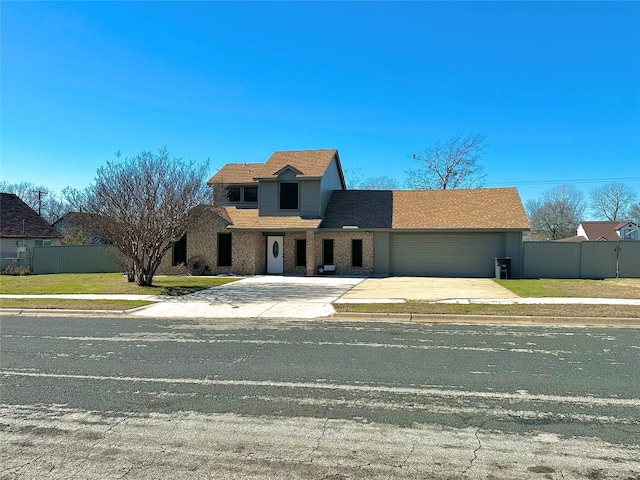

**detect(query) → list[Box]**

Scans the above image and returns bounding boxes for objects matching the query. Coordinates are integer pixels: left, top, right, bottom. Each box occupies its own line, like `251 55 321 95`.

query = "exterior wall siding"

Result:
299 180 321 216
373 232 390 276
319 157 344 215
258 181 278 213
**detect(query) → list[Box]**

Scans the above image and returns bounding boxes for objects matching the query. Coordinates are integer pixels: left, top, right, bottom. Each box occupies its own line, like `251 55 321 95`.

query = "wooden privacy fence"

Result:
31 245 125 275
522 241 640 279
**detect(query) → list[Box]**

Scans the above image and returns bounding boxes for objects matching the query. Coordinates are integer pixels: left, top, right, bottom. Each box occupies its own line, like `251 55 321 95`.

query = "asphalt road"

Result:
1 315 639 480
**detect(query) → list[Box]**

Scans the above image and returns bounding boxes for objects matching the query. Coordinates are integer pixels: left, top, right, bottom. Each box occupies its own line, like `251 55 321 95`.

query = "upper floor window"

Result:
226 186 258 204
227 187 241 203
243 186 258 202
280 183 299 210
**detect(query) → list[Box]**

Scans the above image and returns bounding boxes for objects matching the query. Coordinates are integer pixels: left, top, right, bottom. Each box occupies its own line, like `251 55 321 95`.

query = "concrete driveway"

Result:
131 276 364 319
337 277 518 303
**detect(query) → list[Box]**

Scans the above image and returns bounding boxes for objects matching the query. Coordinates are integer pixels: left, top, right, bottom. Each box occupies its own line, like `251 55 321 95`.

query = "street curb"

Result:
0 308 129 317
2 308 639 327
330 312 640 327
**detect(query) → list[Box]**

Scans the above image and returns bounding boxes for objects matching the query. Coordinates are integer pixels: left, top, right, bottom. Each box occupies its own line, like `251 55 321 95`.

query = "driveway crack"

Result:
462 426 483 477
307 417 330 463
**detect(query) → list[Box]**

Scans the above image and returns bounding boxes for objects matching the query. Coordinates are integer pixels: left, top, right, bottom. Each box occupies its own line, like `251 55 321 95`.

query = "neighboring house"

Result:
159 149 530 278
54 212 108 245
0 193 61 270
569 221 640 242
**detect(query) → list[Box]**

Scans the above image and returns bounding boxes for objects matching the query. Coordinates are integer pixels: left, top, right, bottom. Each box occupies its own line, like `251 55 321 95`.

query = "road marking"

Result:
3 370 639 408
11 334 573 356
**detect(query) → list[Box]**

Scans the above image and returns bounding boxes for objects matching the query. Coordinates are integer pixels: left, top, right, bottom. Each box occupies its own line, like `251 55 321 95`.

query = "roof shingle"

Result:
207 149 342 185
0 193 61 238
321 188 530 230
224 207 321 230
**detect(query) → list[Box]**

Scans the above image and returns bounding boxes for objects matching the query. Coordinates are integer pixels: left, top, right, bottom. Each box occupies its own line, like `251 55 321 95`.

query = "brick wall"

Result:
314 231 374 276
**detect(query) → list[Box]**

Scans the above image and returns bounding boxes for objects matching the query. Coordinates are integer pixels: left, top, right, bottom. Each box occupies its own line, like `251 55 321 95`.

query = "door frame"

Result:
266 235 284 274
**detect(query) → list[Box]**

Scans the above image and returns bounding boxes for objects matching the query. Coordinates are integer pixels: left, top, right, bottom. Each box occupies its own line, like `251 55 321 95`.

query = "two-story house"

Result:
159 149 530 277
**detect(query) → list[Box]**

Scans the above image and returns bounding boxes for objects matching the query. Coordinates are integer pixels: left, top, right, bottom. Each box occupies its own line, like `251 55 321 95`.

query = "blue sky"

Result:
2 1 639 209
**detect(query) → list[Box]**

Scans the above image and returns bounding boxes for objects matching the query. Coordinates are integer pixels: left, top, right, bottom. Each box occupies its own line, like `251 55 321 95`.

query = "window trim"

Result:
243 186 258 203
226 186 241 203
279 182 299 210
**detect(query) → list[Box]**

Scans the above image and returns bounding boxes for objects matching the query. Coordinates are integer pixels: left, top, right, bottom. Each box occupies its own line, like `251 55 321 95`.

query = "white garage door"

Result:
391 233 504 277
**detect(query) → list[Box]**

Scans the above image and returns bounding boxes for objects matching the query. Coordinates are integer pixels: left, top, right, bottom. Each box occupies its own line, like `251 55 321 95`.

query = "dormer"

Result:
207 149 346 218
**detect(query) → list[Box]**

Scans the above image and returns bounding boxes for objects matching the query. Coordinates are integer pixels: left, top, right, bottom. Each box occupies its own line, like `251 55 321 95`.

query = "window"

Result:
295 239 306 267
218 233 232 267
243 186 258 202
225 186 257 204
34 240 52 247
351 239 363 267
226 187 241 203
323 239 334 265
172 235 187 266
279 183 299 210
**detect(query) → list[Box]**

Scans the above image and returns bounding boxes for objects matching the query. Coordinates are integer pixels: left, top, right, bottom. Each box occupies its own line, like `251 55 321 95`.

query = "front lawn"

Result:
0 273 240 296
0 298 154 310
494 278 640 299
334 301 640 318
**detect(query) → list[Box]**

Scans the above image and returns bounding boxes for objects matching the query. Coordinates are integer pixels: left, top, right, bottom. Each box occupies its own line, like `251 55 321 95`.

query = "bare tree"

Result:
407 134 487 190
630 203 640 222
526 184 586 240
84 149 209 286
359 175 401 190
0 181 69 223
343 166 365 189
590 182 638 221
209 182 230 206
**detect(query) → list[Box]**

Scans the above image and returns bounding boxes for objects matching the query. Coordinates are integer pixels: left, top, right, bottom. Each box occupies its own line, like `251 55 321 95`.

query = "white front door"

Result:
266 236 284 274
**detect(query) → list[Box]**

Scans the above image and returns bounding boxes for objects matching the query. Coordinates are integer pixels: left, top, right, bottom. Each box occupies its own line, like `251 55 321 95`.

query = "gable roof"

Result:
207 149 346 188
578 221 623 241
0 193 61 238
321 188 530 230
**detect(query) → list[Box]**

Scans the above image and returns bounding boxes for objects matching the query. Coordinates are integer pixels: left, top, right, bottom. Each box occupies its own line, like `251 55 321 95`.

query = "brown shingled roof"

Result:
224 207 322 230
207 163 264 185
321 188 530 230
260 149 339 178
207 149 344 186
0 193 61 238
579 221 623 241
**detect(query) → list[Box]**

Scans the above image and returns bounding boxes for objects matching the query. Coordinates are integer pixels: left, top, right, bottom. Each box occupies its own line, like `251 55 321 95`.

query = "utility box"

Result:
495 257 512 279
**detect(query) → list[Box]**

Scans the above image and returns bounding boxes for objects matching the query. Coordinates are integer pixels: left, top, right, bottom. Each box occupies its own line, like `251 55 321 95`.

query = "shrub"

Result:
1 265 32 276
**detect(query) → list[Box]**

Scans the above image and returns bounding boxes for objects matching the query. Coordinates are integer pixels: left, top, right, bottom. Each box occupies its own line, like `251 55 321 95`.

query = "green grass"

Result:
0 273 240 296
494 278 640 299
0 298 154 310
334 301 640 318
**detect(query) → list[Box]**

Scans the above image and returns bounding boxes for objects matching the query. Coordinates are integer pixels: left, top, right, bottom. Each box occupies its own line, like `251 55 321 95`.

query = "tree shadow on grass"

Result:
162 285 214 296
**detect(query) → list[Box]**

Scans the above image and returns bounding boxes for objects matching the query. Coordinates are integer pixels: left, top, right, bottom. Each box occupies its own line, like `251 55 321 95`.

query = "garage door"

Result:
391 233 504 277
